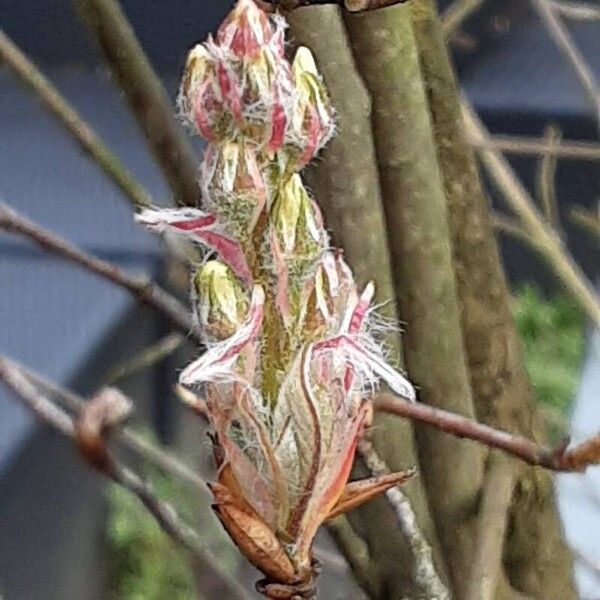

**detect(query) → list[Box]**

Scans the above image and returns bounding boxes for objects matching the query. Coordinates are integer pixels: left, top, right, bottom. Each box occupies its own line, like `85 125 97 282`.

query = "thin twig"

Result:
5 357 204 489
374 393 600 472
0 31 153 209
532 0 600 127
441 0 484 36
470 135 600 161
0 358 251 600
570 206 600 242
549 0 600 22
106 332 186 384
461 102 600 330
464 453 515 600
357 439 451 600
490 212 533 246
72 0 199 206
536 124 562 231
0 202 198 338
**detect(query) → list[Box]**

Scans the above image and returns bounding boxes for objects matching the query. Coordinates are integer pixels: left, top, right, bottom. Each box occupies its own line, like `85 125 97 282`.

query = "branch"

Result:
374 393 600 472
549 0 600 21
441 0 484 36
0 31 153 209
5 358 204 489
532 0 600 127
464 453 515 600
357 439 451 600
0 359 251 600
570 206 600 242
106 332 186 384
0 202 198 339
469 134 600 162
461 102 600 330
72 0 199 206
535 124 562 231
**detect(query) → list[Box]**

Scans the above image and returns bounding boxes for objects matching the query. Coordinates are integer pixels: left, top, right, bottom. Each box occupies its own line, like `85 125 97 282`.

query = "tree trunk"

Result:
408 1 576 597
287 7 446 598
344 6 485 598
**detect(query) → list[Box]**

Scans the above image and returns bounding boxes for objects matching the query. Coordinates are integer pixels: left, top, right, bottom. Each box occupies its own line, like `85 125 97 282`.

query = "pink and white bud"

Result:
201 141 269 238
285 47 336 170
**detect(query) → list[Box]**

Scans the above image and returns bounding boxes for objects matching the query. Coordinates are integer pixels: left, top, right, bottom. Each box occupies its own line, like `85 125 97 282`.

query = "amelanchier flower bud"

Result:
194 261 248 341
201 141 269 240
179 0 291 150
270 174 327 330
287 47 336 171
137 0 416 594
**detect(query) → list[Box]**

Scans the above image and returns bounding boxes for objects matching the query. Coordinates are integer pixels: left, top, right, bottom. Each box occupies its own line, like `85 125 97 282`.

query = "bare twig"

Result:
0 31 153 209
549 0 600 22
490 212 533 246
374 393 600 472
72 0 199 206
465 453 515 600
0 202 198 338
532 0 600 127
0 358 251 600
461 102 600 329
357 439 451 600
5 358 204 489
106 332 186 384
536 124 562 231
469 134 600 162
570 206 600 242
441 0 484 36
325 516 375 590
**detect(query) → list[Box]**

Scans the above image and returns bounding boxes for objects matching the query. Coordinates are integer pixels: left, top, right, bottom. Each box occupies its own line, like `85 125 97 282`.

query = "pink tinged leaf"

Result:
135 207 252 284
266 90 287 155
315 334 416 402
322 252 340 296
217 61 242 121
342 281 375 335
286 344 323 538
338 281 374 392
179 285 265 385
193 82 218 141
294 403 368 565
298 105 321 170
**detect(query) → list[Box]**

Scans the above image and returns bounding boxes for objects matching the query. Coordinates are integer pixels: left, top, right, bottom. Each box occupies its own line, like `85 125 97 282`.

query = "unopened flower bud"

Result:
285 47 335 170
216 0 282 59
202 141 269 238
271 175 328 329
194 261 248 340
179 2 292 148
272 174 325 258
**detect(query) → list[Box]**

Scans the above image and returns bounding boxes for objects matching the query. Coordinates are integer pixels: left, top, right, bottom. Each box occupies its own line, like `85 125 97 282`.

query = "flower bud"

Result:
201 141 269 238
179 4 292 148
285 47 335 170
271 175 328 329
216 0 282 59
272 174 325 256
194 261 248 340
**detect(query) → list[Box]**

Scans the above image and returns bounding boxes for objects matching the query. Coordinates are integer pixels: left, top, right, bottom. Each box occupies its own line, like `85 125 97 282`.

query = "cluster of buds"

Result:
137 0 415 594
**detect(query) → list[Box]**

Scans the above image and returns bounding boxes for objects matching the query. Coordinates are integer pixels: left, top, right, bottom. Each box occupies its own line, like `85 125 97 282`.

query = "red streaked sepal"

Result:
326 469 416 520
179 285 265 385
315 334 416 402
135 207 252 284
